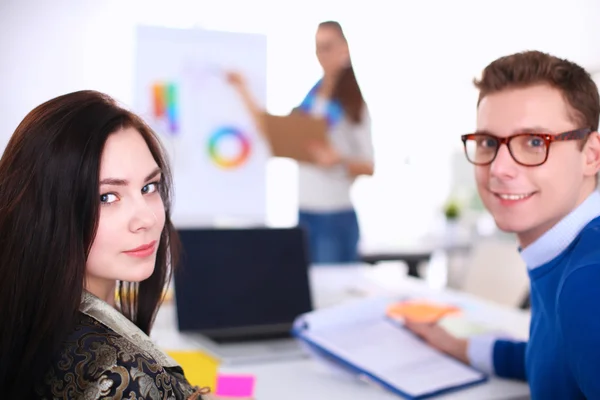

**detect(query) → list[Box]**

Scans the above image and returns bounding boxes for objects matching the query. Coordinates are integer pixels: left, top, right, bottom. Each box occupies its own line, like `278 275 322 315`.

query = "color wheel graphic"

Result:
208 126 252 169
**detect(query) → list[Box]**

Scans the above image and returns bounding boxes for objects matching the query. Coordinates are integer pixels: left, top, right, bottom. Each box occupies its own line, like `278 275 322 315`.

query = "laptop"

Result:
173 227 314 364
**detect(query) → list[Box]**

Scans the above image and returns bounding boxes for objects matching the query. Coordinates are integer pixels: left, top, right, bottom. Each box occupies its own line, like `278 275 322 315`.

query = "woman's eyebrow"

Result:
99 167 162 186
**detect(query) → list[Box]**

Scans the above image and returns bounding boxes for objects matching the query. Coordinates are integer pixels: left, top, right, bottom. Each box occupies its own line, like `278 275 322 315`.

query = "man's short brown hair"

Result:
474 50 599 133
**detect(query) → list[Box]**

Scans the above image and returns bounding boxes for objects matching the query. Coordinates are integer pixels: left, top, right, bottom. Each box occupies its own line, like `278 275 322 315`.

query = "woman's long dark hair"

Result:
319 20 365 124
0 90 180 398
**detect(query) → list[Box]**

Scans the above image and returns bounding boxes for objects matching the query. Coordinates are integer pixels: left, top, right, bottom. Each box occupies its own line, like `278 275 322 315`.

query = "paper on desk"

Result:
295 296 397 330
294 297 486 398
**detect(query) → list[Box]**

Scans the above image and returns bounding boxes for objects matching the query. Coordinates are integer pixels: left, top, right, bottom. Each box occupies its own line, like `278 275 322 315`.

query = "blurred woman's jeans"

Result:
298 209 360 265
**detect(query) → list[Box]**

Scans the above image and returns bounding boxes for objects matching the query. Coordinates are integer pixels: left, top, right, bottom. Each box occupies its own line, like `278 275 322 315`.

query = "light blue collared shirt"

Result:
467 190 600 374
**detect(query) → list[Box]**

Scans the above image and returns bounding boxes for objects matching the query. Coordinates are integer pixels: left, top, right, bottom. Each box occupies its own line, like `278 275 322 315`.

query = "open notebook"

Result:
292 297 487 399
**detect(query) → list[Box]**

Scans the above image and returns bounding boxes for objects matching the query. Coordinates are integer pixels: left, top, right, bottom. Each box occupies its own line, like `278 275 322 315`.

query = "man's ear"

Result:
583 131 600 178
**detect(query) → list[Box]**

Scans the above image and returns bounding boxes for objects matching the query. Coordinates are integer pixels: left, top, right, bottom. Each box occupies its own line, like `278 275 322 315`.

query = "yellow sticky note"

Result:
114 287 174 303
166 350 220 390
162 287 174 303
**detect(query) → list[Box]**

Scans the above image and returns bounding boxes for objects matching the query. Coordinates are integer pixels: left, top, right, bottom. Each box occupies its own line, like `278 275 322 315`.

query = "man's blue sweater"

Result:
494 215 600 398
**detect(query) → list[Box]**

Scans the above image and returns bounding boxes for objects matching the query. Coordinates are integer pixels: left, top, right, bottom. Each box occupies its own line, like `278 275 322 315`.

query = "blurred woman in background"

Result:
228 20 375 265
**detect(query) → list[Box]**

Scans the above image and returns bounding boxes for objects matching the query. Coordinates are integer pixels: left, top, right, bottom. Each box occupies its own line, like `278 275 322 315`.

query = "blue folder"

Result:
291 297 488 399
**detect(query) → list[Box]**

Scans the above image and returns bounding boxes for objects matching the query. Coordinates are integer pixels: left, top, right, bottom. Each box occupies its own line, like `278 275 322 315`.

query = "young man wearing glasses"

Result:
406 51 600 398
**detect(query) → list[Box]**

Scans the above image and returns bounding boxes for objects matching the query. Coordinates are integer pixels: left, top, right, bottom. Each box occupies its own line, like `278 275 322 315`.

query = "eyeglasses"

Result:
461 128 592 167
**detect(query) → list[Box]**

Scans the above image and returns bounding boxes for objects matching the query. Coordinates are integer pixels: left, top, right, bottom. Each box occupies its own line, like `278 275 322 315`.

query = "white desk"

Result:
152 264 531 399
358 227 474 278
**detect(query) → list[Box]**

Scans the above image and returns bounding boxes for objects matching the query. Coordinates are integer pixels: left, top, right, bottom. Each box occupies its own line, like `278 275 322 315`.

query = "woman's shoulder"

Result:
38 312 197 399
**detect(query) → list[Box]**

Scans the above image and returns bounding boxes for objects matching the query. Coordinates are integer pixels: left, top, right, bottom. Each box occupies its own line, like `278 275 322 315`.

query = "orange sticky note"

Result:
387 300 460 323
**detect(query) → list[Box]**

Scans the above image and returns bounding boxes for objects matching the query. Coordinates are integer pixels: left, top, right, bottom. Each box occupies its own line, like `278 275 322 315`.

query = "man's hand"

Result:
404 320 470 364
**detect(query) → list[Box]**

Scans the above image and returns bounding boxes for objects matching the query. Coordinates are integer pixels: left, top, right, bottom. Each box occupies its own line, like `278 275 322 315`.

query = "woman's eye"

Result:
100 193 118 204
142 182 159 194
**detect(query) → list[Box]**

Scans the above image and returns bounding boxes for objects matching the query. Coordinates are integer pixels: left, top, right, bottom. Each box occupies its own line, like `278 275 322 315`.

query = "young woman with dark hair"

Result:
0 90 213 399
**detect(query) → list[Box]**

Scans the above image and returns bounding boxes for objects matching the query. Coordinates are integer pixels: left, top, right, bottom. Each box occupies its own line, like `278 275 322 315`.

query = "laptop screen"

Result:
173 227 314 342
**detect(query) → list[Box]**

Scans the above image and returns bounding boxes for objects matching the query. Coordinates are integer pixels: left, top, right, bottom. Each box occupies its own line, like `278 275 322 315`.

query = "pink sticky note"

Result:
215 373 255 397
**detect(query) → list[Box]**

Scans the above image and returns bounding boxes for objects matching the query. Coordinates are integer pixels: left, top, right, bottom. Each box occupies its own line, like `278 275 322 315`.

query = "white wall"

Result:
593 72 600 88
0 0 135 149
1 0 600 246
